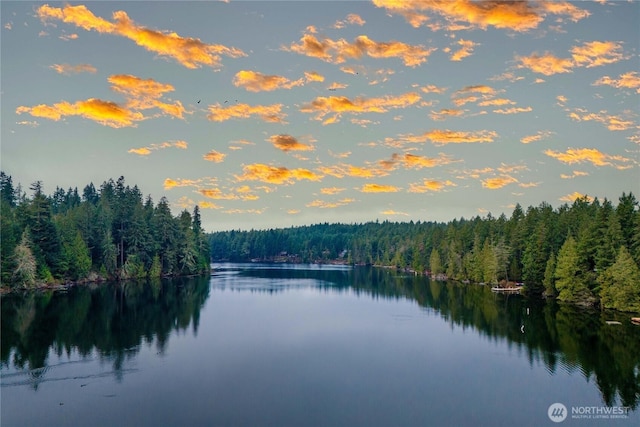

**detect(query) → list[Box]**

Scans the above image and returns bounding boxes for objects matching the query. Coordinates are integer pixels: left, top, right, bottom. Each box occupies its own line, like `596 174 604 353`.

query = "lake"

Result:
1 263 639 426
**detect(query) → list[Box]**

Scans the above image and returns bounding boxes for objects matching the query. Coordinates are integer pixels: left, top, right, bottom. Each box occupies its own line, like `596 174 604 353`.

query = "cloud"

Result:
333 13 366 28
378 152 456 170
559 192 594 203
477 98 515 107
544 147 634 169
328 82 348 90
306 198 355 209
493 106 532 114
520 130 553 144
198 187 258 201
16 98 143 128
233 70 305 92
450 39 478 61
199 201 223 210
381 209 409 216
593 71 640 93
37 4 245 69
518 41 626 76
163 176 219 191
300 92 420 124
421 129 498 145
560 170 589 179
287 209 301 215
429 108 465 121
108 74 185 119
203 150 226 163
567 108 635 131
222 208 267 215
15 75 182 126
481 175 518 189
318 162 390 179
284 32 436 67
304 71 325 82
420 84 448 94
207 103 286 123
408 179 456 193
570 41 625 68
372 0 589 32
359 183 400 193
516 52 574 75
235 164 323 184
50 63 97 75
320 187 346 195
268 134 314 152
129 140 188 156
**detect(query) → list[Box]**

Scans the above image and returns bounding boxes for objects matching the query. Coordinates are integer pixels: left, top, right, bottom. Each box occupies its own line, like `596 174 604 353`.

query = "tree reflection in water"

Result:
1 265 639 408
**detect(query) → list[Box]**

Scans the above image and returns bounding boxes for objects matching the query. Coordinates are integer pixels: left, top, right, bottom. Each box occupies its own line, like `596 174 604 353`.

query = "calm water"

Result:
1 263 639 426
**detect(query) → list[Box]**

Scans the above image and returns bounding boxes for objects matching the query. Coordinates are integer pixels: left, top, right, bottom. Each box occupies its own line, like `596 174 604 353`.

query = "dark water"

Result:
1 264 639 426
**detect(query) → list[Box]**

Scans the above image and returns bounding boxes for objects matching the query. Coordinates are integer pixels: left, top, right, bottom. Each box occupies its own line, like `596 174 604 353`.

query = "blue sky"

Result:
1 1 638 231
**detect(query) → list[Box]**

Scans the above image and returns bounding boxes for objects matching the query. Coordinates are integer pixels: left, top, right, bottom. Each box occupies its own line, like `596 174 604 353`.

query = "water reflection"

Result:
1 276 210 389
2 264 639 409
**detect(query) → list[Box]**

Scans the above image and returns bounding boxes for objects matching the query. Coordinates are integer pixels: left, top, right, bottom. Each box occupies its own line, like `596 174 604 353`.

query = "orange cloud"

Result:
481 175 518 189
478 98 515 107
108 74 185 119
233 70 305 92
570 41 625 68
199 201 223 210
50 63 96 75
450 39 477 61
320 187 346 195
207 103 286 123
420 84 448 94
559 192 594 203
372 0 588 32
300 92 420 124
422 129 498 145
333 13 366 28
306 198 355 209
360 183 400 193
408 179 456 193
593 71 640 93
544 148 634 170
493 106 532 114
236 164 322 184
203 150 226 163
517 52 573 75
284 32 436 67
568 109 635 131
129 140 188 156
16 98 143 128
37 4 245 69
304 71 325 82
378 152 456 170
381 210 409 216
318 163 390 179
520 130 553 144
268 134 314 152
560 170 589 179
430 108 465 121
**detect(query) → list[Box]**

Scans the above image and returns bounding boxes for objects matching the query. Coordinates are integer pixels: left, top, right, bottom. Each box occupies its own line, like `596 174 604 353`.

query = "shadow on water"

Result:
2 264 639 409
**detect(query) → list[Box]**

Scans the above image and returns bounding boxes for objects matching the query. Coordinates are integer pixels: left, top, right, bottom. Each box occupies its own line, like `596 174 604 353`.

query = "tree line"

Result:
208 193 640 312
1 172 210 287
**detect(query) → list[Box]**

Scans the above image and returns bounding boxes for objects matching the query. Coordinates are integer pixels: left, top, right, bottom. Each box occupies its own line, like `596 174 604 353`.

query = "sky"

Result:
1 1 639 232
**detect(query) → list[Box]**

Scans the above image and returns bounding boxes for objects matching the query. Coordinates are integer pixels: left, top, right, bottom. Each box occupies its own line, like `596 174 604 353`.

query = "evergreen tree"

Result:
598 246 640 312
555 236 594 305
429 248 443 277
12 229 37 287
543 252 557 297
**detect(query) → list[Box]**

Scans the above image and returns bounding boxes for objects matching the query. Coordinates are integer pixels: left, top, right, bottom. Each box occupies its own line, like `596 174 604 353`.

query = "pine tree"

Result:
429 248 443 277
598 246 640 312
543 252 557 297
555 236 594 304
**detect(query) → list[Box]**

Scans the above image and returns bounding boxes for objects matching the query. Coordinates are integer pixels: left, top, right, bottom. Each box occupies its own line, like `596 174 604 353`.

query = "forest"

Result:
209 192 640 312
1 172 210 287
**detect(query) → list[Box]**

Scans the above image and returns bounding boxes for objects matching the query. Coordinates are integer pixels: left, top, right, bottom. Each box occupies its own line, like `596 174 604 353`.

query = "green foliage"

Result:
598 246 640 312
0 173 210 287
543 252 557 297
555 236 594 305
429 249 443 276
